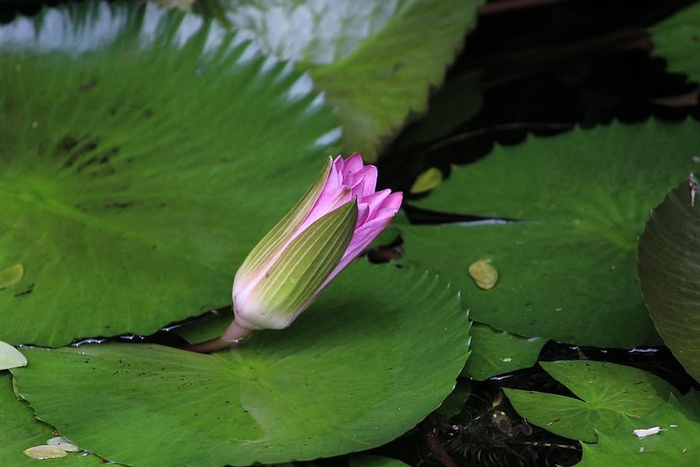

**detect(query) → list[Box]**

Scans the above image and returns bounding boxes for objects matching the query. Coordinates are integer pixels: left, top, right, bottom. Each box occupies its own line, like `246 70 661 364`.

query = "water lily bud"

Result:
209 154 402 347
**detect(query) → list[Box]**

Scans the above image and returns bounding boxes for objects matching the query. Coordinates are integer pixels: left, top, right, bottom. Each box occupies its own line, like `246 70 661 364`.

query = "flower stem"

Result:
184 320 253 353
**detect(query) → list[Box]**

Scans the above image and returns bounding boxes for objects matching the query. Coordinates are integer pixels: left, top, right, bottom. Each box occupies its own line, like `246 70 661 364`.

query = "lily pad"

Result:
395 70 484 149
0 1 340 347
0 374 104 465
400 120 700 347
221 0 484 160
576 391 700 466
649 2 700 82
411 167 444 194
11 262 470 466
637 177 700 382
461 323 546 381
504 360 678 443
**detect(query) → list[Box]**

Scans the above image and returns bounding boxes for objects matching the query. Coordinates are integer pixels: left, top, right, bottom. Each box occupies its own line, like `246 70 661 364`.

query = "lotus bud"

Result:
187 154 402 352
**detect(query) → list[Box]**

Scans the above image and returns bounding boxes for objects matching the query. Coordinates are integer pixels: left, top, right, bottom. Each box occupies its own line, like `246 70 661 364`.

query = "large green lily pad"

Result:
638 177 700 382
0 1 340 347
11 262 470 466
504 361 678 443
0 373 105 465
221 0 484 160
400 120 700 347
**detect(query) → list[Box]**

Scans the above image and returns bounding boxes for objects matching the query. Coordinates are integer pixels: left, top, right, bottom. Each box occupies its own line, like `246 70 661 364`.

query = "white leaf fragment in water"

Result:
23 445 68 459
47 436 79 452
0 340 28 370
633 426 663 438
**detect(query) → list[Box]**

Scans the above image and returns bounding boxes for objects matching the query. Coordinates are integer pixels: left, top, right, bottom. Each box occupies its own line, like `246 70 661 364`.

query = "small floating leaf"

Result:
0 264 23 289
23 445 67 459
462 323 546 380
468 259 499 290
47 436 79 453
0 341 27 370
410 168 443 194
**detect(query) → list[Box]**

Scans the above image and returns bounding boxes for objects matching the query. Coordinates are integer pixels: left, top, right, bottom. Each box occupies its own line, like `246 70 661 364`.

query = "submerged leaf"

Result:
221 0 484 160
649 2 700 82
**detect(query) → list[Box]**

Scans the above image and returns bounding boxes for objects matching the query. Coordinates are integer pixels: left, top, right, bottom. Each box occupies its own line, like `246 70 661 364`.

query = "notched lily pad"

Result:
504 360 678 443
12 263 470 466
577 391 700 466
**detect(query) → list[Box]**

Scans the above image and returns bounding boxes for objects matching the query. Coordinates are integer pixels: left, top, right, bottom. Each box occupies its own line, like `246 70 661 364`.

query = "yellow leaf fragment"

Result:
23 445 68 459
0 263 24 289
0 340 28 370
468 260 499 290
410 167 443 194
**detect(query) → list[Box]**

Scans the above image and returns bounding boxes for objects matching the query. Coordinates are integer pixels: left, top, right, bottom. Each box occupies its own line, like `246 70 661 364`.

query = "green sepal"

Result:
245 199 358 329
236 157 333 279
